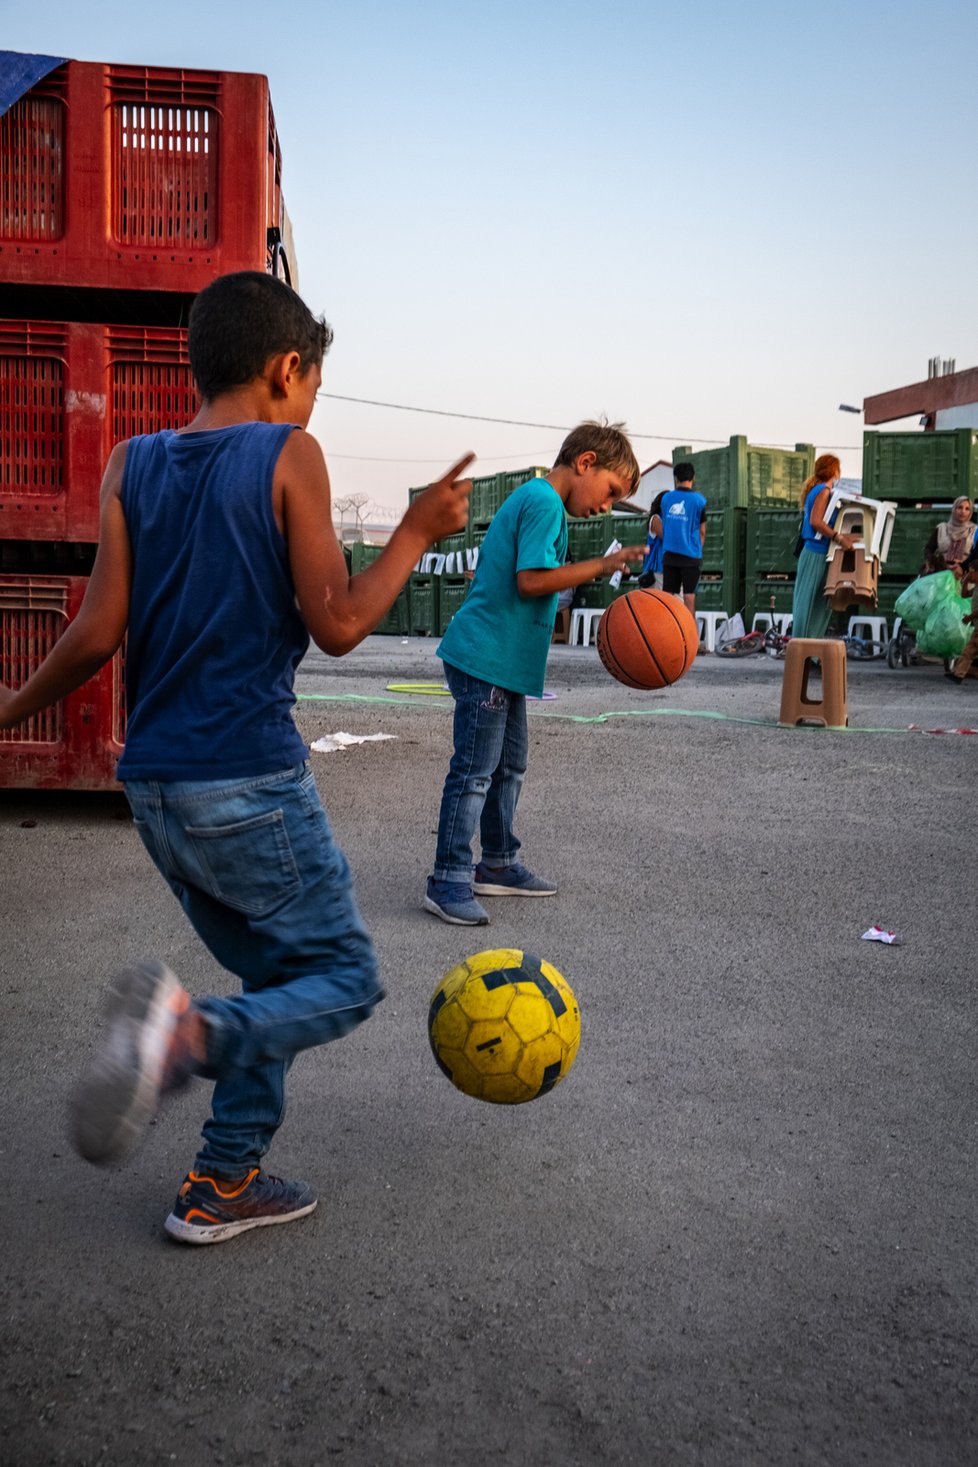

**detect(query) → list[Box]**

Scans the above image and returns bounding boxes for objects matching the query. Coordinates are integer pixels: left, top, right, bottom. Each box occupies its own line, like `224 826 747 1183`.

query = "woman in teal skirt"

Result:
792 454 857 638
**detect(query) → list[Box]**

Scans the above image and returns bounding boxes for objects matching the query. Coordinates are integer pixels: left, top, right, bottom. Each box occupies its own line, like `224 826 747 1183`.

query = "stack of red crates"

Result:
1 56 293 788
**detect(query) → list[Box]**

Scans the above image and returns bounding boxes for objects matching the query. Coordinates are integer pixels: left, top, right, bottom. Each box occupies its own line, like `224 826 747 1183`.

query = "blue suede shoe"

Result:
424 877 490 925
473 862 558 897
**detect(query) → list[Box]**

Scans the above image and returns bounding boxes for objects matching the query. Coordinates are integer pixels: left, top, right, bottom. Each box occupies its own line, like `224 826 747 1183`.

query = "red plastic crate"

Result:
0 574 124 789
0 59 288 291
0 318 196 541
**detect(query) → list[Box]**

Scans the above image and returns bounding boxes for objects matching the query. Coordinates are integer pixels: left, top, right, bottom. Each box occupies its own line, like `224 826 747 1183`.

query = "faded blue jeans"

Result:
124 763 382 1178
433 662 528 884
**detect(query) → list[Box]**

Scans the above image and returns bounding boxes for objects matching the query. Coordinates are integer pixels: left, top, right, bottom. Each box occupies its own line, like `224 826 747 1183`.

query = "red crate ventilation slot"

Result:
0 323 67 497
0 578 68 744
109 68 222 248
108 326 195 442
0 66 67 241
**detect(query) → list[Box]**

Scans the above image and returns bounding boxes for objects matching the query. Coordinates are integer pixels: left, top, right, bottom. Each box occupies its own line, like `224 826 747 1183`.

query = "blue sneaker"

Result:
164 1168 317 1245
424 877 490 925
473 862 558 897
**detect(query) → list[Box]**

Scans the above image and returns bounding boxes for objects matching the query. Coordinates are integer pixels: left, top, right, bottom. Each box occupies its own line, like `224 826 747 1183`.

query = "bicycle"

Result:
715 599 792 659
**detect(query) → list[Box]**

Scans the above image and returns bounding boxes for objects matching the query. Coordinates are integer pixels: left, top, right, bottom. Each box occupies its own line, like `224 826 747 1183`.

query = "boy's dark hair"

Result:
553 419 640 494
673 462 695 483
188 271 333 400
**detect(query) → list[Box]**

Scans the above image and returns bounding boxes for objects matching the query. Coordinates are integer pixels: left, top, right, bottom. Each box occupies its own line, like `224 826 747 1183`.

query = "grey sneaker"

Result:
424 877 490 925
473 862 558 897
70 961 195 1166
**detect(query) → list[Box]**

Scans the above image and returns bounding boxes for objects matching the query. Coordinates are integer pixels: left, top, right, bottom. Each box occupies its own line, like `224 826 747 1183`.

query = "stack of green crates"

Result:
349 542 411 635
862 431 978 629
667 439 815 618
566 512 646 608
698 506 747 616
862 429 978 503
672 437 815 510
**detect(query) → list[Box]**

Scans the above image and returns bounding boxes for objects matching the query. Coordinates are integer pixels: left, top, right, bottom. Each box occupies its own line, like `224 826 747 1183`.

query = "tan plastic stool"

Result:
552 609 570 644
779 638 848 728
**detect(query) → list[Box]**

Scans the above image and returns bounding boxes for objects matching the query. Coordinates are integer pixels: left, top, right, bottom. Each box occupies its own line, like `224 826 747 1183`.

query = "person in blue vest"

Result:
0 271 473 1244
638 513 664 589
650 462 707 614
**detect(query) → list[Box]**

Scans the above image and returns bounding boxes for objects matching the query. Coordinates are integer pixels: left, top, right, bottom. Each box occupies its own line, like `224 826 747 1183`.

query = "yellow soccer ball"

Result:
428 949 581 1104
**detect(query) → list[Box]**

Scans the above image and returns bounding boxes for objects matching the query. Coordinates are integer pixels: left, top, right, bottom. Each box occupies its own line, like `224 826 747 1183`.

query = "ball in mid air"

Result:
428 949 581 1104
597 588 698 689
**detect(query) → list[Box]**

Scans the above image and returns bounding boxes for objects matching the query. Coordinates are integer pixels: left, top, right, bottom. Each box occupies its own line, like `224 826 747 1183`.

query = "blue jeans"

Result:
433 663 528 884
124 763 382 1177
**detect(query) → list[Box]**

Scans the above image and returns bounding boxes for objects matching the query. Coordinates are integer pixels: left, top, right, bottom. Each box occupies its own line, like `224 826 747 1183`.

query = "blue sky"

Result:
3 0 976 508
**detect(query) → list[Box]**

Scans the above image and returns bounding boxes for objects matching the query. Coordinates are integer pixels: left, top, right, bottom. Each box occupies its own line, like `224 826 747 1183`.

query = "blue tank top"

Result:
801 483 839 558
116 422 310 781
659 488 707 559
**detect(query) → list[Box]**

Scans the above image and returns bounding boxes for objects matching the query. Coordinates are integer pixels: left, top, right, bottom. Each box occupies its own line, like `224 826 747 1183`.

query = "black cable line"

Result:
319 391 863 453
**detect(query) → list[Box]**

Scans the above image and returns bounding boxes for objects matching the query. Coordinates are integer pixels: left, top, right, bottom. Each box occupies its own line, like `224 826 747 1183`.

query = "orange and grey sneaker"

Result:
70 960 199 1166
164 1169 318 1245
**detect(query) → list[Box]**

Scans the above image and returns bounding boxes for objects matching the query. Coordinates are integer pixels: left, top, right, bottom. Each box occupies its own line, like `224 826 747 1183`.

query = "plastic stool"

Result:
847 614 888 647
751 612 775 633
774 613 793 635
779 638 848 728
552 609 570 644
695 610 729 652
569 608 604 646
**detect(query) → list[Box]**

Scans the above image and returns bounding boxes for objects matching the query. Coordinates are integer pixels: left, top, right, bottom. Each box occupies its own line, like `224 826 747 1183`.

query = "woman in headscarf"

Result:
922 497 975 574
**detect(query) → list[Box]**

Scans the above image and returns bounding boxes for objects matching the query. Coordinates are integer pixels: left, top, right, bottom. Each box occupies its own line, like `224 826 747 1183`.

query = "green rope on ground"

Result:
294 692 913 734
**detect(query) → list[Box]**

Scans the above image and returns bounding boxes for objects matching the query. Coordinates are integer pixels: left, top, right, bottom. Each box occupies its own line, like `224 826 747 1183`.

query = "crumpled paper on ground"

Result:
861 925 903 946
310 732 398 754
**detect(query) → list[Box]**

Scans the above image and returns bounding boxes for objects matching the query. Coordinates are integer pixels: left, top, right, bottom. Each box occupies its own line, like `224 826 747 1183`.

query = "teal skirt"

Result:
792 547 831 638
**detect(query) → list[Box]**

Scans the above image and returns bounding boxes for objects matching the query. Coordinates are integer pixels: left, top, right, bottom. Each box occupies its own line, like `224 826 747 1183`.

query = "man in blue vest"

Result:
650 462 707 615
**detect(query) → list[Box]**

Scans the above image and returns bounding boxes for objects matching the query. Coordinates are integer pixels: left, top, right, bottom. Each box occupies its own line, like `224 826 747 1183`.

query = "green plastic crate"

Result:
883 507 950 577
349 541 385 574
408 575 437 636
862 429 978 503
375 586 410 636
672 437 815 508
437 577 470 634
875 577 915 619
700 507 746 582
567 512 646 563
469 466 548 525
745 508 802 579
694 576 734 613
575 576 640 609
746 576 795 622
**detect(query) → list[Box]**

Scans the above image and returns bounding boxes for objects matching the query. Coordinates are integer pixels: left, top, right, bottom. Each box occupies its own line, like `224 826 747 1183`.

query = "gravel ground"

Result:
1 637 974 1466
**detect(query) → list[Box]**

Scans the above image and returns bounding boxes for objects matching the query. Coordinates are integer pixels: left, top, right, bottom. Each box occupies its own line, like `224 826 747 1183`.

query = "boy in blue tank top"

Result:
0 272 473 1244
425 421 644 926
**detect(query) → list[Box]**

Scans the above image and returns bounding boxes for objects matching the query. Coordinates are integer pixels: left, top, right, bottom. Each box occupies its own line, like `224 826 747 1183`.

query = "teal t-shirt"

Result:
437 477 568 697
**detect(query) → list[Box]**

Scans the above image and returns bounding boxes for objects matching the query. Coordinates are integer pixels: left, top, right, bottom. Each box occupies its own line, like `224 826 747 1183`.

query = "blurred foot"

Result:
70 961 201 1165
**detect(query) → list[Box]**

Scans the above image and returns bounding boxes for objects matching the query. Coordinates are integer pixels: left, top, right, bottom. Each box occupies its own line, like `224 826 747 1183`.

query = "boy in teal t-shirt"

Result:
426 421 643 926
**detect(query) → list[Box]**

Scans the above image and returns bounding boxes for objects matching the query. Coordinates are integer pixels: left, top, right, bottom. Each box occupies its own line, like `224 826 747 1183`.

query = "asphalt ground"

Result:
1 637 975 1466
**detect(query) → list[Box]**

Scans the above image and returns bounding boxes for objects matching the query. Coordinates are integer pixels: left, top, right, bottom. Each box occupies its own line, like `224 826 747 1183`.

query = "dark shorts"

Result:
662 561 701 595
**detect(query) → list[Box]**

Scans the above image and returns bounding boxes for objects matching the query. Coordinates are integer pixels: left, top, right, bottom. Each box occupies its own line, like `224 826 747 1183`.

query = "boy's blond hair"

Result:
554 419 640 495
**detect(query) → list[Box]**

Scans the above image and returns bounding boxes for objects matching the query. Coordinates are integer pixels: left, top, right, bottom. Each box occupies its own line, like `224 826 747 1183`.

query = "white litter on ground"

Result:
861 925 903 946
310 732 398 754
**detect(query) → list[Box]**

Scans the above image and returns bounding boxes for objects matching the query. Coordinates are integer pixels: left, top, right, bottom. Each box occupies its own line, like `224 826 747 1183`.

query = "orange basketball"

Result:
596 589 699 689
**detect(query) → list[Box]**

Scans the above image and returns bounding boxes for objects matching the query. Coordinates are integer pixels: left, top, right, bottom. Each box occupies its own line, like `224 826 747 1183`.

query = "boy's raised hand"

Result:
405 453 475 545
602 546 646 577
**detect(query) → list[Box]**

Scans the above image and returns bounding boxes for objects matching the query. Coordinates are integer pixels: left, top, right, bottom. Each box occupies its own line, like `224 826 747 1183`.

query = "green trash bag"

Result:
919 596 971 659
893 570 958 631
